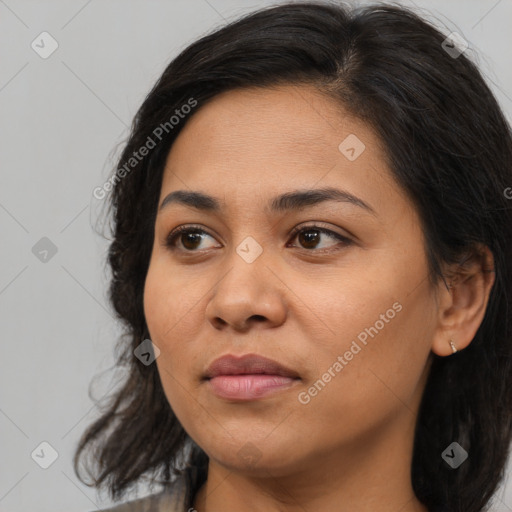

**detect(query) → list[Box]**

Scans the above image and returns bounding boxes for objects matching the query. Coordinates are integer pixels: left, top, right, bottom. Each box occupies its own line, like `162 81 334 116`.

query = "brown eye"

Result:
297 228 321 249
179 231 204 250
164 224 352 254
288 225 352 252
165 226 217 252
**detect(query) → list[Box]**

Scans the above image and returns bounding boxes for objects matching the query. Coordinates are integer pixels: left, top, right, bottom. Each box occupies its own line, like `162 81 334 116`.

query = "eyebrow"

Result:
158 187 376 216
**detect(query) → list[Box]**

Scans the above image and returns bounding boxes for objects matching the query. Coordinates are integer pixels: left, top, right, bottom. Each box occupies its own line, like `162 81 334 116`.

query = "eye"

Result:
164 223 352 253
165 224 219 252
287 224 352 253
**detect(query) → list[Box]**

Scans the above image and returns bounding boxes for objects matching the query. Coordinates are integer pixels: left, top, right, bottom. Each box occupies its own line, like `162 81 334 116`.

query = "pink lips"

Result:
203 353 300 401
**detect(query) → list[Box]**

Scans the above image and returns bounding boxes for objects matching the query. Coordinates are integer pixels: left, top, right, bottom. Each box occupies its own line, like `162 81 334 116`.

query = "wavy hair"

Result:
74 2 512 511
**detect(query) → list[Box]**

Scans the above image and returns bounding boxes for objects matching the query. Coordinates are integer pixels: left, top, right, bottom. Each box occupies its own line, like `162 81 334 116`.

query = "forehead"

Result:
170 85 355 158
158 84 402 219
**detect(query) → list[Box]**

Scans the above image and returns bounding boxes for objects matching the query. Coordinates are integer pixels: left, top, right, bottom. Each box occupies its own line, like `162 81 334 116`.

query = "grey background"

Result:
1 0 511 510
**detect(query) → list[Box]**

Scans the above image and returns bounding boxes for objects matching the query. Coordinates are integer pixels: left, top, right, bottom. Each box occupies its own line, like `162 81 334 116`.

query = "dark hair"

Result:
74 2 512 511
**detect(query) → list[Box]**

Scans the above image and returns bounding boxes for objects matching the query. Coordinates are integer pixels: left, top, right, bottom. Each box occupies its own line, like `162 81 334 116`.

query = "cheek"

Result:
297 271 433 416
143 262 187 393
143 260 204 390
289 307 430 453
144 259 197 341
143 266 193 416
143 263 168 340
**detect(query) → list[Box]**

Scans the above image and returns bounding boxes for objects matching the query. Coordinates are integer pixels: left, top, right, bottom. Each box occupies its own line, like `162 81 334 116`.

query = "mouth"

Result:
206 374 300 401
203 353 301 401
203 353 300 380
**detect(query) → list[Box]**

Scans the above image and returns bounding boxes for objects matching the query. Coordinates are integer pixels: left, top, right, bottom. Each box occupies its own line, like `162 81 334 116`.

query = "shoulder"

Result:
93 474 189 512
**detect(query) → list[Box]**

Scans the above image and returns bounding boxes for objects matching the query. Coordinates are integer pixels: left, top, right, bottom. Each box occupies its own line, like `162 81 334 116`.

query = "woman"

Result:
75 2 512 511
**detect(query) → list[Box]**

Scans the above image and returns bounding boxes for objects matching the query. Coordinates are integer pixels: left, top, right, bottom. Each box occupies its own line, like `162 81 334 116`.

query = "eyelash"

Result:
164 223 352 254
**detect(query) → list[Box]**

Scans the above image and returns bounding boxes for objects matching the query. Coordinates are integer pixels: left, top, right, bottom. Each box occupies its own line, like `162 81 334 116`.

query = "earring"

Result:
449 339 457 354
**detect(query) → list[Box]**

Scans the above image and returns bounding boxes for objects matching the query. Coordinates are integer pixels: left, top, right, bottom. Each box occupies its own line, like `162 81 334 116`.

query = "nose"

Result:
205 252 287 332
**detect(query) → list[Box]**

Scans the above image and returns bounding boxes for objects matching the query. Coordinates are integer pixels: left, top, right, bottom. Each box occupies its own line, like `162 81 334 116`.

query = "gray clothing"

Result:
94 467 200 512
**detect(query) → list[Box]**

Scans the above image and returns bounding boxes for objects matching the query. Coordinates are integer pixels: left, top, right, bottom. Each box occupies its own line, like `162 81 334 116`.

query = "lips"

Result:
203 353 300 380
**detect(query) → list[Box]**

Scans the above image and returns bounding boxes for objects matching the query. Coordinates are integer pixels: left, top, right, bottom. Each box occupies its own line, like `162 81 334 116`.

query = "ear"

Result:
431 244 496 357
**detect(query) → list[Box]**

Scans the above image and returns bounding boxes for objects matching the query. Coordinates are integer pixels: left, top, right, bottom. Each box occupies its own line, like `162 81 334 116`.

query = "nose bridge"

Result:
205 233 287 330
225 204 287 288
222 234 271 297
222 203 273 266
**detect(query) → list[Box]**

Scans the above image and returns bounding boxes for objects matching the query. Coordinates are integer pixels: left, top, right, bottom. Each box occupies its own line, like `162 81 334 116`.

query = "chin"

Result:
199 434 306 477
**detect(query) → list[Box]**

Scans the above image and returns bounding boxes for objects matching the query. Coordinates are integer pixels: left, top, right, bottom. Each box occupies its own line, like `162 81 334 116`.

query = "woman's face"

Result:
144 84 439 477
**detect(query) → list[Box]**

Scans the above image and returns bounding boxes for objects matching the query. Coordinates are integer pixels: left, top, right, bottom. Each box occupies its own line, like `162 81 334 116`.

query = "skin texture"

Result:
143 84 495 512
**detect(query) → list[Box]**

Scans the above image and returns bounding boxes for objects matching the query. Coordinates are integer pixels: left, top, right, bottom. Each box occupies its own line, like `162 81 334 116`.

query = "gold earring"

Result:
449 340 457 354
